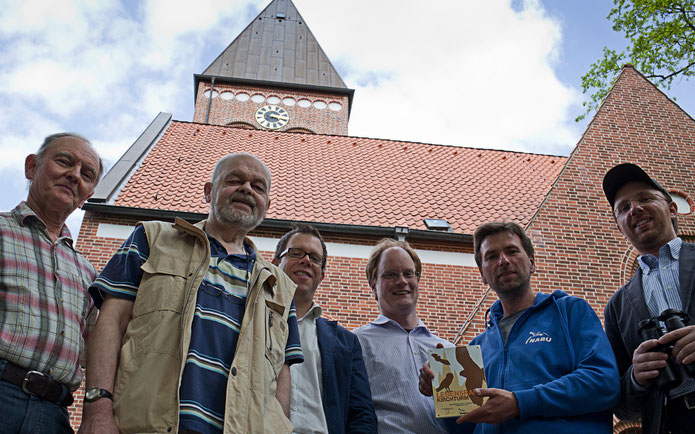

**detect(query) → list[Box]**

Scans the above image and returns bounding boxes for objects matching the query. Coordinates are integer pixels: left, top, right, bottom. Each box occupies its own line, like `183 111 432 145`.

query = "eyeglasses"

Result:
379 270 420 280
614 192 667 217
279 247 323 266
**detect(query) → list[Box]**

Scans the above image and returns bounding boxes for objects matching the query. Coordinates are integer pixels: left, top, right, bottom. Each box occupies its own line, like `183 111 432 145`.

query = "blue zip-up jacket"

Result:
447 290 619 433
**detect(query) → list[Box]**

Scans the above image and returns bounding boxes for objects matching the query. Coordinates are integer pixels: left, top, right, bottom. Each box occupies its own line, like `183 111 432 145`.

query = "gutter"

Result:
81 203 471 243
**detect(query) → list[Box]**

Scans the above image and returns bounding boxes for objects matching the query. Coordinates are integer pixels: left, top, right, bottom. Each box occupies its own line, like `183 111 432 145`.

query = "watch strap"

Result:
85 387 113 402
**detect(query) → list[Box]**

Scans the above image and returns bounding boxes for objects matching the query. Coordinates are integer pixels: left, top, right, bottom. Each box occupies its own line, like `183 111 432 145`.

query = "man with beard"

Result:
419 222 619 433
79 153 302 434
602 163 695 433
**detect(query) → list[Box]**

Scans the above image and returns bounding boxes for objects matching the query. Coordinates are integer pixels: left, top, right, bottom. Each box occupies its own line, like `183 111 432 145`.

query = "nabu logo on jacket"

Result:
525 331 552 344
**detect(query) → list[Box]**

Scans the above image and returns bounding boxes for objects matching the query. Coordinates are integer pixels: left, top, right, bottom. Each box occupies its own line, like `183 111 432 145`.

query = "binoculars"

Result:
638 309 695 390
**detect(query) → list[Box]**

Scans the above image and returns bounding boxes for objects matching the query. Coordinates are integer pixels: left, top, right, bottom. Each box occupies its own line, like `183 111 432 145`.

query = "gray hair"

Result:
36 133 104 179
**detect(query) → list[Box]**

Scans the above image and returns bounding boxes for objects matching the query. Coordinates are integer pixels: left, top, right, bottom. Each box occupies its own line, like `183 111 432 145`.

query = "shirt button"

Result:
61 330 66 336
55 270 62 276
231 367 237 376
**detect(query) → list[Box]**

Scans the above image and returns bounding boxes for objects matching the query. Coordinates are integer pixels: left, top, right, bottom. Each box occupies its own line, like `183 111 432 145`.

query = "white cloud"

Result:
295 0 580 153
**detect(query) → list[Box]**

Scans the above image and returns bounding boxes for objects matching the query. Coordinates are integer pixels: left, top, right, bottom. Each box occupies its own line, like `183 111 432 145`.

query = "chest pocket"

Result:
264 300 287 373
134 254 191 317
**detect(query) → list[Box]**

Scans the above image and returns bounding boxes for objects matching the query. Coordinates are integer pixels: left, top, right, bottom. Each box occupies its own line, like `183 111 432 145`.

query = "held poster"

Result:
428 345 487 418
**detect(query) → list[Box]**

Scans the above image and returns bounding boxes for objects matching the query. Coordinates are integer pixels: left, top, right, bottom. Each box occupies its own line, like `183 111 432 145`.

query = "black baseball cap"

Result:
602 163 670 209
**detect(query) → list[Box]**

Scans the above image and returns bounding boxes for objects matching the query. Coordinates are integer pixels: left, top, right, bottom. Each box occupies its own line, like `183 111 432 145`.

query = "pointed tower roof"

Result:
197 0 349 93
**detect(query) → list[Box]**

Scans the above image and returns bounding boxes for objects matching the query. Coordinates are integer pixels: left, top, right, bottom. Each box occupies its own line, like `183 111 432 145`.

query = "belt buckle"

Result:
685 393 695 411
22 370 49 396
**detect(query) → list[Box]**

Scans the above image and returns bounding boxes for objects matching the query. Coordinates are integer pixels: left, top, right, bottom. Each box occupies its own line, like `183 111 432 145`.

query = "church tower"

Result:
192 0 353 135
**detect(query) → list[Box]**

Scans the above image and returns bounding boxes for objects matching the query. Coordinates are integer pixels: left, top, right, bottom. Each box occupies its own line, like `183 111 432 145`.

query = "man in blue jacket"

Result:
420 222 619 433
273 224 377 433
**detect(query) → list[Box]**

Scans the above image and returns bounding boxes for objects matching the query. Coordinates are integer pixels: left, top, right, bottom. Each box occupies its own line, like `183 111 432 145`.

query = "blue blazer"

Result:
316 317 377 433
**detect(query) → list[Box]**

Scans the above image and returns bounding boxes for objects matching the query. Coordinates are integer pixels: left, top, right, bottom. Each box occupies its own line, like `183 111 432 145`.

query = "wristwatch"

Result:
84 387 113 402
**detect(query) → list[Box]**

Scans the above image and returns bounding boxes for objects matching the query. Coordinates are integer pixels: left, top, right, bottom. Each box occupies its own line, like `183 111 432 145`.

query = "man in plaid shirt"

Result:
0 132 102 433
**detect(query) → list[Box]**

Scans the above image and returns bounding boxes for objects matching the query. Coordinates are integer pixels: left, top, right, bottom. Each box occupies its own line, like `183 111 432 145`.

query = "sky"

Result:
1 0 694 238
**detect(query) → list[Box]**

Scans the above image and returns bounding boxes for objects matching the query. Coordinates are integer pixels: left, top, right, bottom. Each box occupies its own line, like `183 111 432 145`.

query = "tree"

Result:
578 0 695 121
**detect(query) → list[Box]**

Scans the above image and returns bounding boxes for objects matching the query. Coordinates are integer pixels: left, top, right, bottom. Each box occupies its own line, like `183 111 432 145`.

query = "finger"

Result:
634 351 668 364
659 326 695 345
673 341 695 364
457 407 482 424
473 388 496 397
634 359 668 373
634 369 661 387
419 366 434 380
669 328 695 357
635 339 660 354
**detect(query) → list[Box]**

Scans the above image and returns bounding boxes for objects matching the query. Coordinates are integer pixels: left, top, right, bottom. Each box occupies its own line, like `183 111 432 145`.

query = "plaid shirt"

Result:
0 202 97 390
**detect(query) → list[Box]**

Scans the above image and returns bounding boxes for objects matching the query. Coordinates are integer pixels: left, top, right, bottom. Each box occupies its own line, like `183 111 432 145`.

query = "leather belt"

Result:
1 361 74 407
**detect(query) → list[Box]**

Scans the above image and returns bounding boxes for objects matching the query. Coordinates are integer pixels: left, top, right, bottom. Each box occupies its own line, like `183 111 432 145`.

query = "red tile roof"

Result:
114 122 565 233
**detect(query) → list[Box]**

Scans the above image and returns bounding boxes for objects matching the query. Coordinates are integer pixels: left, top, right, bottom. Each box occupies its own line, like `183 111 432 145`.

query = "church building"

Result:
70 1 695 431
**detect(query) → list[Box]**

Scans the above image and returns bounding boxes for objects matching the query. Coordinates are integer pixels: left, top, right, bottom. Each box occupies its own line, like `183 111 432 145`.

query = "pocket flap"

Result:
265 300 285 315
141 254 189 277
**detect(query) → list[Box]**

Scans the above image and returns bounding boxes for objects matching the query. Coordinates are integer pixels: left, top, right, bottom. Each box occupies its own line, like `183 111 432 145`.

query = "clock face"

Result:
255 105 289 129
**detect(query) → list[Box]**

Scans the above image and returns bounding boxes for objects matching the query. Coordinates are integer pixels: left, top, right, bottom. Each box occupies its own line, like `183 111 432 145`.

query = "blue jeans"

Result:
0 360 73 434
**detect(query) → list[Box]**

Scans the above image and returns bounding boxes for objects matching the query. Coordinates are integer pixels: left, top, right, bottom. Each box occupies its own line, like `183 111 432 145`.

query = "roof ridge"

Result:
168 119 566 158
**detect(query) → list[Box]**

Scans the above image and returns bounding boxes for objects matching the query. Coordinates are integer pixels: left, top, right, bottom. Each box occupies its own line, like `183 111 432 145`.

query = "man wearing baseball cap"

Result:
603 163 695 433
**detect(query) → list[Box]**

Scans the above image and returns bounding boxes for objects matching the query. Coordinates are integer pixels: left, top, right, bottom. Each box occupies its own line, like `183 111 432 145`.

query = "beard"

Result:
214 193 263 230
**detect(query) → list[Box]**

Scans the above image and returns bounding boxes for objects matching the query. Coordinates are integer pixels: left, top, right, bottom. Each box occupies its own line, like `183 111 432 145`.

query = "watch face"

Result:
255 105 289 129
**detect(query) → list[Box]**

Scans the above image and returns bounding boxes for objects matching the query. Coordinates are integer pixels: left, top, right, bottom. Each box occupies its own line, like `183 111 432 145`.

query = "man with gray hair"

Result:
80 153 302 434
0 133 102 432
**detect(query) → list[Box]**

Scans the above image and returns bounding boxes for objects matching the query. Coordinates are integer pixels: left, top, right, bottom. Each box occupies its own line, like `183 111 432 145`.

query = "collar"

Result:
202 222 257 258
371 313 429 333
12 202 73 244
487 290 564 326
299 302 323 321
638 237 682 274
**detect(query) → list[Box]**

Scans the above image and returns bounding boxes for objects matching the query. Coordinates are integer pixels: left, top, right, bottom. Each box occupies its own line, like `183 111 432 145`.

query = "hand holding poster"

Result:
428 345 488 418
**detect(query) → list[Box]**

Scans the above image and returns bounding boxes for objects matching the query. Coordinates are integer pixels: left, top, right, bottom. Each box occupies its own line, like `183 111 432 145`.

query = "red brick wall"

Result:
526 66 695 322
192 80 350 135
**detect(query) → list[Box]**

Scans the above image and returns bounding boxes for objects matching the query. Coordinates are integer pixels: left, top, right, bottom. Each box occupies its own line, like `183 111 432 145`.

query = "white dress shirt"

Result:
290 303 329 434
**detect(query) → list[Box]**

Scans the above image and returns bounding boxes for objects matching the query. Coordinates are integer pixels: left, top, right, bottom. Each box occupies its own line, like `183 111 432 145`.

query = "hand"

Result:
456 388 520 425
78 401 118 434
418 361 435 396
418 343 445 396
660 325 695 365
632 339 668 387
